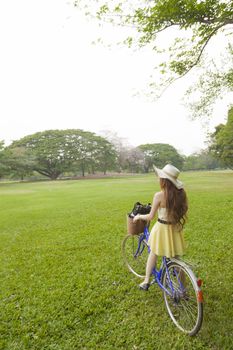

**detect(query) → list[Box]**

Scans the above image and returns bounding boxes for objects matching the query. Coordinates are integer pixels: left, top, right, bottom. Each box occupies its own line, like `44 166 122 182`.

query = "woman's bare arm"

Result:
133 192 163 222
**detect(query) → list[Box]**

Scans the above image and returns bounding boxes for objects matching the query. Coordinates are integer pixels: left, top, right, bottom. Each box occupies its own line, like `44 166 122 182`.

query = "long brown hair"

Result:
160 178 188 230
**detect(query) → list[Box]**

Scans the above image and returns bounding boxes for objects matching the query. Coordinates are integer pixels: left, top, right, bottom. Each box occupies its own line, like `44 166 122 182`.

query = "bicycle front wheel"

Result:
162 260 203 336
122 234 148 278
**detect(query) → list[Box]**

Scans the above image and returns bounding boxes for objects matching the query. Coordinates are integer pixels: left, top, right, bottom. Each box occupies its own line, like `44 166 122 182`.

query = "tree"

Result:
124 147 144 173
75 0 233 117
9 130 72 180
183 149 221 170
99 130 133 172
138 143 184 172
209 107 233 168
8 129 117 179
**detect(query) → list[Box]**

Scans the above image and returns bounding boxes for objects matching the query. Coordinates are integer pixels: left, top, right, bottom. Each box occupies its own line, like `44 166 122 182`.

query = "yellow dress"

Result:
148 208 185 258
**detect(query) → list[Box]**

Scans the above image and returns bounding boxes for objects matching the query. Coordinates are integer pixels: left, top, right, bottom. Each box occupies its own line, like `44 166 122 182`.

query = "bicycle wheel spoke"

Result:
181 301 197 323
172 296 197 330
182 302 198 318
178 291 197 324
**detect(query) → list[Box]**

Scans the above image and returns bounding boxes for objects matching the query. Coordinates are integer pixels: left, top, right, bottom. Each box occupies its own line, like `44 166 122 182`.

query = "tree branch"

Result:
159 22 228 97
190 23 226 67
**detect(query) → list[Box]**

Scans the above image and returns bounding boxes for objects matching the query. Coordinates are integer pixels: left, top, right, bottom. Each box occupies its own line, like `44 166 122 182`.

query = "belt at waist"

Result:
158 218 173 225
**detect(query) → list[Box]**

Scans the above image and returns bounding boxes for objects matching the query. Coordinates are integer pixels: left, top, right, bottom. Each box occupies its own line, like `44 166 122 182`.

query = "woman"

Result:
133 164 188 290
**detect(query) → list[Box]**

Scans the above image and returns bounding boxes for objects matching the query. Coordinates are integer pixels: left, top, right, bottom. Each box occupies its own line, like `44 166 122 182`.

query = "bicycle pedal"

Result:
150 279 156 285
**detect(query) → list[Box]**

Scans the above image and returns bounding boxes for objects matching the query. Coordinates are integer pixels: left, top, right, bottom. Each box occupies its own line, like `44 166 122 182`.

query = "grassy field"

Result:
0 171 233 350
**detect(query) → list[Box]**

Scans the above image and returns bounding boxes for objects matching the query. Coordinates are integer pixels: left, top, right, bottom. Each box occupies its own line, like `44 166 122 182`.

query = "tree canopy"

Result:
138 143 184 172
75 0 233 117
209 106 233 168
8 129 117 179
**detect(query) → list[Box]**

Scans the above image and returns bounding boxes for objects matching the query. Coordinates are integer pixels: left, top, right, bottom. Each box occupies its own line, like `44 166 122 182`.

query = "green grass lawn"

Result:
0 171 233 350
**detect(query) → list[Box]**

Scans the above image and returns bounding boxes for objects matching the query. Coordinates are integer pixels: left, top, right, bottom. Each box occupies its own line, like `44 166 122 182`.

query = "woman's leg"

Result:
144 251 157 284
175 255 186 286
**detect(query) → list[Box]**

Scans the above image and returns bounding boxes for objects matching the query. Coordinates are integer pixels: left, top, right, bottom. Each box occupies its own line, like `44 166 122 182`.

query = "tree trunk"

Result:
81 163 85 177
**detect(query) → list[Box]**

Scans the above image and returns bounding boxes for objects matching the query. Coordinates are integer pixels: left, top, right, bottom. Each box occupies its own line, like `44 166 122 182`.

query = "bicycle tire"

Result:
161 260 203 336
122 234 148 278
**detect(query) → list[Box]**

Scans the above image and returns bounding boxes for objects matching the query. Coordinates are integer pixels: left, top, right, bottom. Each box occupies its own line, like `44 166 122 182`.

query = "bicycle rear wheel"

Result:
162 260 203 336
122 234 148 278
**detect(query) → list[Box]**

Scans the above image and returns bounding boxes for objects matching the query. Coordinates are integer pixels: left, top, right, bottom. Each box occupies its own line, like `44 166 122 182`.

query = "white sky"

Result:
0 0 231 155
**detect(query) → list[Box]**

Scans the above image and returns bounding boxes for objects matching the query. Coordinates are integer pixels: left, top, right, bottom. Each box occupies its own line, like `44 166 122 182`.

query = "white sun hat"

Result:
153 164 183 189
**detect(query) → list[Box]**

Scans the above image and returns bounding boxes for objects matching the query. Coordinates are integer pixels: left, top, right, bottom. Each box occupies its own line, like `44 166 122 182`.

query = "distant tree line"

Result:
0 115 232 181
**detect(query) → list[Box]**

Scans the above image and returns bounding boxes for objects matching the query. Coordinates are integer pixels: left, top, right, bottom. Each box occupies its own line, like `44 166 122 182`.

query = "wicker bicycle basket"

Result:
127 215 146 235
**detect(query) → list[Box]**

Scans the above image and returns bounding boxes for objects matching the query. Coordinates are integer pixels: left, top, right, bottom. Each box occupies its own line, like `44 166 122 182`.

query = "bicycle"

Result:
122 223 204 336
